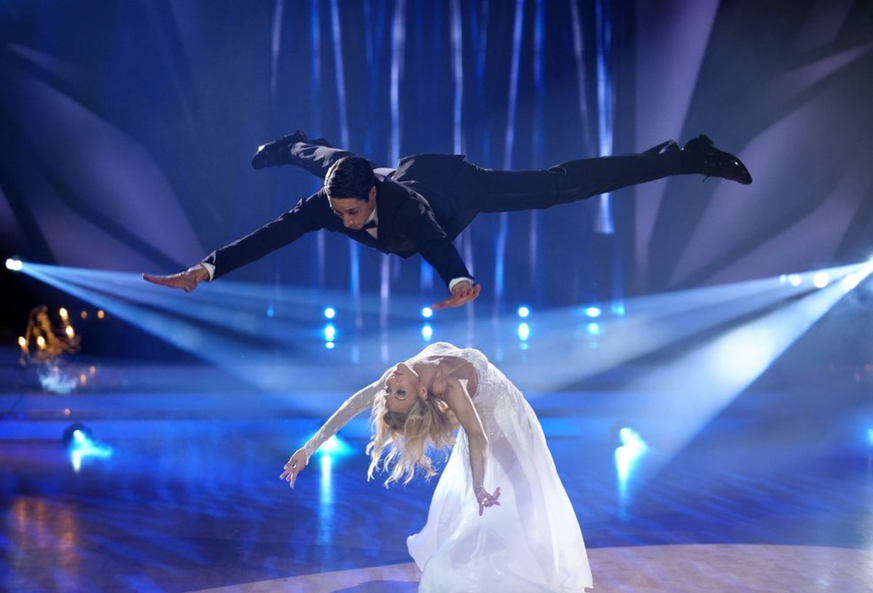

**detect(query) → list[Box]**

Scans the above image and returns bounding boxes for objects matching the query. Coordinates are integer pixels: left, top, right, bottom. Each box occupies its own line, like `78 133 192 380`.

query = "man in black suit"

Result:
143 132 751 309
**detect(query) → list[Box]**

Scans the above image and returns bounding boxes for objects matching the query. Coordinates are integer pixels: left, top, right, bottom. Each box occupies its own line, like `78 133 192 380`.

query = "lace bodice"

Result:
404 341 491 397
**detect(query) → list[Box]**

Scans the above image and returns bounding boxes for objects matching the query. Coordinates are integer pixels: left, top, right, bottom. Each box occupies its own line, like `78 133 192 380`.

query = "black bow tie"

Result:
363 220 377 230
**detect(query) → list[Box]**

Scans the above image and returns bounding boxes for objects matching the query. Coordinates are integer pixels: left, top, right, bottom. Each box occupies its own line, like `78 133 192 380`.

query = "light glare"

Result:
517 306 530 318
842 273 862 290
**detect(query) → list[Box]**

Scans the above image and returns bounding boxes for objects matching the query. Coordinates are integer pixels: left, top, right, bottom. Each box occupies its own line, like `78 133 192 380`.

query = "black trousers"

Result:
289 140 686 214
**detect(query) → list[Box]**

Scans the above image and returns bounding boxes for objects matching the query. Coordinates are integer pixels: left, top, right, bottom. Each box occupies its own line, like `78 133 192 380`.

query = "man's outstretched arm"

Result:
393 200 481 309
143 193 326 291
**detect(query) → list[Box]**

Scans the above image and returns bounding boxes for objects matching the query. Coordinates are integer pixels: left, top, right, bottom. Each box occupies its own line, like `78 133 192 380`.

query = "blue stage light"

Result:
5 258 22 272
585 306 601 318
421 307 434 319
842 273 862 290
324 324 336 341
867 428 873 447
266 305 275 318
517 306 530 318
615 427 648 484
813 272 830 289
324 307 336 319
63 424 113 472
587 323 601 335
421 324 433 340
314 434 352 457
788 274 802 287
325 341 335 350
517 322 530 340
618 427 646 449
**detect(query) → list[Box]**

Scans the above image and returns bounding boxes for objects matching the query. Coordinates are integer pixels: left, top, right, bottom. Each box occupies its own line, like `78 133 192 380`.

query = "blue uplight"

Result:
266 305 275 318
421 324 434 340
324 307 336 319
813 272 830 289
517 322 530 341
867 428 873 447
421 307 434 319
69 429 113 473
585 306 601 318
587 323 601 336
615 427 648 484
313 434 353 457
324 324 336 341
517 306 530 318
325 341 335 350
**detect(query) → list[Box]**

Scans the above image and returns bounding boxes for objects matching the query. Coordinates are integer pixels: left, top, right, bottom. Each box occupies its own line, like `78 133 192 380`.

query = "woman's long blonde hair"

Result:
366 387 458 486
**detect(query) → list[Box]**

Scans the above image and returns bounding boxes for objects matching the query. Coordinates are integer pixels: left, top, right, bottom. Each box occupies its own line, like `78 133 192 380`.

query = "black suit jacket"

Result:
204 154 473 288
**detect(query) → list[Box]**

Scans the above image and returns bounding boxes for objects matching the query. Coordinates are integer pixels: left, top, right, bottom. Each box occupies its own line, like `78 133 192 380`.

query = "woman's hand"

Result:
280 449 308 489
474 485 501 516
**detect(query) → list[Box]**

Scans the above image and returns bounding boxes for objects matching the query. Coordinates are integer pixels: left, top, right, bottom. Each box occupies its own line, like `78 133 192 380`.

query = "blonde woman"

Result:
281 342 592 592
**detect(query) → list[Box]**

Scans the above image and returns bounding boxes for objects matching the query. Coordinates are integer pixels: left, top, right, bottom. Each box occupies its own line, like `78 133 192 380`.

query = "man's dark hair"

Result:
324 156 376 201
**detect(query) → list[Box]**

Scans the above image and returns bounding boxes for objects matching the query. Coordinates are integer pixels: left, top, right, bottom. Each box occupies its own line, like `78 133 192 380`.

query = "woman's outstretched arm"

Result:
442 376 501 515
280 378 383 488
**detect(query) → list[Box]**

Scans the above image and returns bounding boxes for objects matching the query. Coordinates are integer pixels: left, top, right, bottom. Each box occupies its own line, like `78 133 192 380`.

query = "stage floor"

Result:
1 349 872 593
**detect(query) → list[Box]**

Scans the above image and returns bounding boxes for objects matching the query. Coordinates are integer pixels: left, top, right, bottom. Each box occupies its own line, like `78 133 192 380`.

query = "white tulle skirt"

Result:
405 343 592 592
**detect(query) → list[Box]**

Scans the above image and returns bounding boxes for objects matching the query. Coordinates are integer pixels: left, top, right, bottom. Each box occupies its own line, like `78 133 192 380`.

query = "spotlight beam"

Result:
616 262 873 481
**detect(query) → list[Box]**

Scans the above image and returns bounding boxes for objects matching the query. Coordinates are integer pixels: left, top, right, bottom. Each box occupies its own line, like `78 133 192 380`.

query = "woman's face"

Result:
384 363 423 414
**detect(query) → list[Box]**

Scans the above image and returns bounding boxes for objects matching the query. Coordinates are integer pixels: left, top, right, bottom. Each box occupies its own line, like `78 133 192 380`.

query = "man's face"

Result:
328 186 377 230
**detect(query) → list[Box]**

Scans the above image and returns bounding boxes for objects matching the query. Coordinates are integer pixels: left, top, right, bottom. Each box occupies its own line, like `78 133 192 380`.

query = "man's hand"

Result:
432 281 481 310
142 265 210 292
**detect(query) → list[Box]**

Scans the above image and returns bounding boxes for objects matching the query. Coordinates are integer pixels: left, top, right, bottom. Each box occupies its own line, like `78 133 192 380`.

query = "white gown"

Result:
406 342 593 593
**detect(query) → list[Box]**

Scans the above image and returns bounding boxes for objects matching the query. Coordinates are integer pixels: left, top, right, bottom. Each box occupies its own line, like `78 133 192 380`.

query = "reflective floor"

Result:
2 339 872 592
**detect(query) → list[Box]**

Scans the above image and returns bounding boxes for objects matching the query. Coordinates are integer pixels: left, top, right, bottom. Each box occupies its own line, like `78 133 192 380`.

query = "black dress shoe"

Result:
251 130 307 170
683 134 752 185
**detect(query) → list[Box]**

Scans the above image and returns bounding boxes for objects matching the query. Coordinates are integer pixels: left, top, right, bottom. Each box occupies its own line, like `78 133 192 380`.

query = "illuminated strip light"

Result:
450 0 464 155
495 0 526 306
330 0 350 148
310 0 325 288
569 0 592 152
594 0 614 235
530 0 545 293
390 0 406 165
270 0 285 98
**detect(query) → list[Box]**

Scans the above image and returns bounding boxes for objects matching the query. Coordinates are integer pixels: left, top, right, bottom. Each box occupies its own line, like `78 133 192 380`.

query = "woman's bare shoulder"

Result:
426 355 477 398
